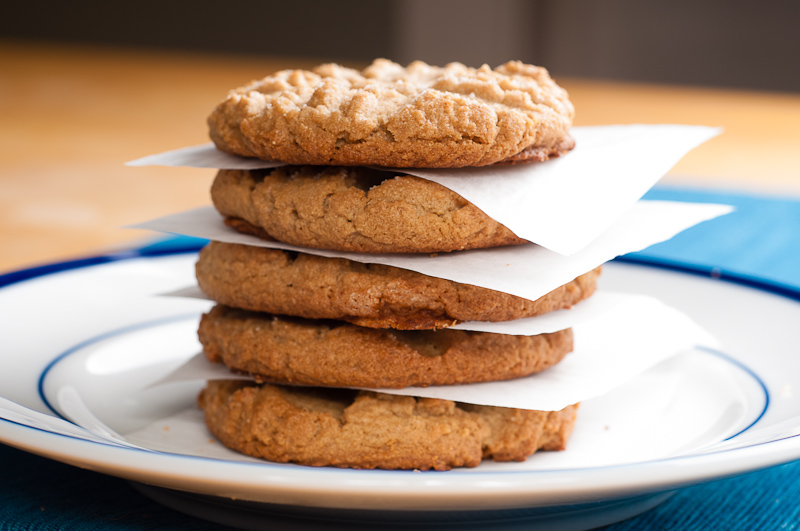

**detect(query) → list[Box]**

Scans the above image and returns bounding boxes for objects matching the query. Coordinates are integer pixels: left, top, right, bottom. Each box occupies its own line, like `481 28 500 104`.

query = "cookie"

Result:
211 167 527 254
199 305 572 388
195 242 601 330
208 59 574 168
198 380 579 470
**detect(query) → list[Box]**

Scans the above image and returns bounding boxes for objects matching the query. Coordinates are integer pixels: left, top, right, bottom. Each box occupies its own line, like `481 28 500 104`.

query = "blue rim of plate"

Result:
0 238 797 475
0 236 206 290
3 236 799 301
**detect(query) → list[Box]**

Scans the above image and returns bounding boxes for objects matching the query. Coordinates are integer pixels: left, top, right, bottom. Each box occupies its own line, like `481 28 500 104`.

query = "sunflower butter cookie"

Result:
208 59 574 168
198 380 579 470
199 305 572 388
195 242 601 330
211 167 527 253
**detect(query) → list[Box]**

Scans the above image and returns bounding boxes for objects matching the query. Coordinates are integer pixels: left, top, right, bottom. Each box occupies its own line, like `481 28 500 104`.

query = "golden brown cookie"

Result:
199 305 572 388
198 380 578 470
195 242 601 330
211 167 527 253
208 59 574 168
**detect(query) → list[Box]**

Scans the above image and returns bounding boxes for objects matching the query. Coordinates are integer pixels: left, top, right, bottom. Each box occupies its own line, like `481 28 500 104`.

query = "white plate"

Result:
2 251 800 529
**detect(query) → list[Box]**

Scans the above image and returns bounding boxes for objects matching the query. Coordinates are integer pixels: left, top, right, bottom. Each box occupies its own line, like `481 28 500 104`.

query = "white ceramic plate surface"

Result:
2 251 800 518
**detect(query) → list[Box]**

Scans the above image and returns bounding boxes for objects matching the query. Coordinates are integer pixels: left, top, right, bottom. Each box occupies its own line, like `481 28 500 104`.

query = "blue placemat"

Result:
2 186 800 530
634 186 800 291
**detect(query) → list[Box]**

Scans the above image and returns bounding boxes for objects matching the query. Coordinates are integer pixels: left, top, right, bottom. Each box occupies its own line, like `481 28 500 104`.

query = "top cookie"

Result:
208 59 574 168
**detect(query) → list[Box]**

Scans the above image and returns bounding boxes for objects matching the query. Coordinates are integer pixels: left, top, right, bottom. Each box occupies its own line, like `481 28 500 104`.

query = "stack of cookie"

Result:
194 59 596 470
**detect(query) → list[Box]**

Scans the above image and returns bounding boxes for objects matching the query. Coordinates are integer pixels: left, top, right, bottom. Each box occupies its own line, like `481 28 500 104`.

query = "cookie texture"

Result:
195 242 601 329
198 380 579 470
208 59 574 168
199 305 572 388
211 167 527 254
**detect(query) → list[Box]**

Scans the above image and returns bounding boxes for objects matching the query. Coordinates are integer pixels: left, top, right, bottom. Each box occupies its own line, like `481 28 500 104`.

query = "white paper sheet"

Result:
125 125 721 255
448 290 626 334
154 293 716 411
126 143 285 170
132 200 733 303
376 296 718 411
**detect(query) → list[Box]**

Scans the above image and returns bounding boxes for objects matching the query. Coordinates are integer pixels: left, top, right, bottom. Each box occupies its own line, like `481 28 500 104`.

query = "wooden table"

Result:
2 40 799 274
